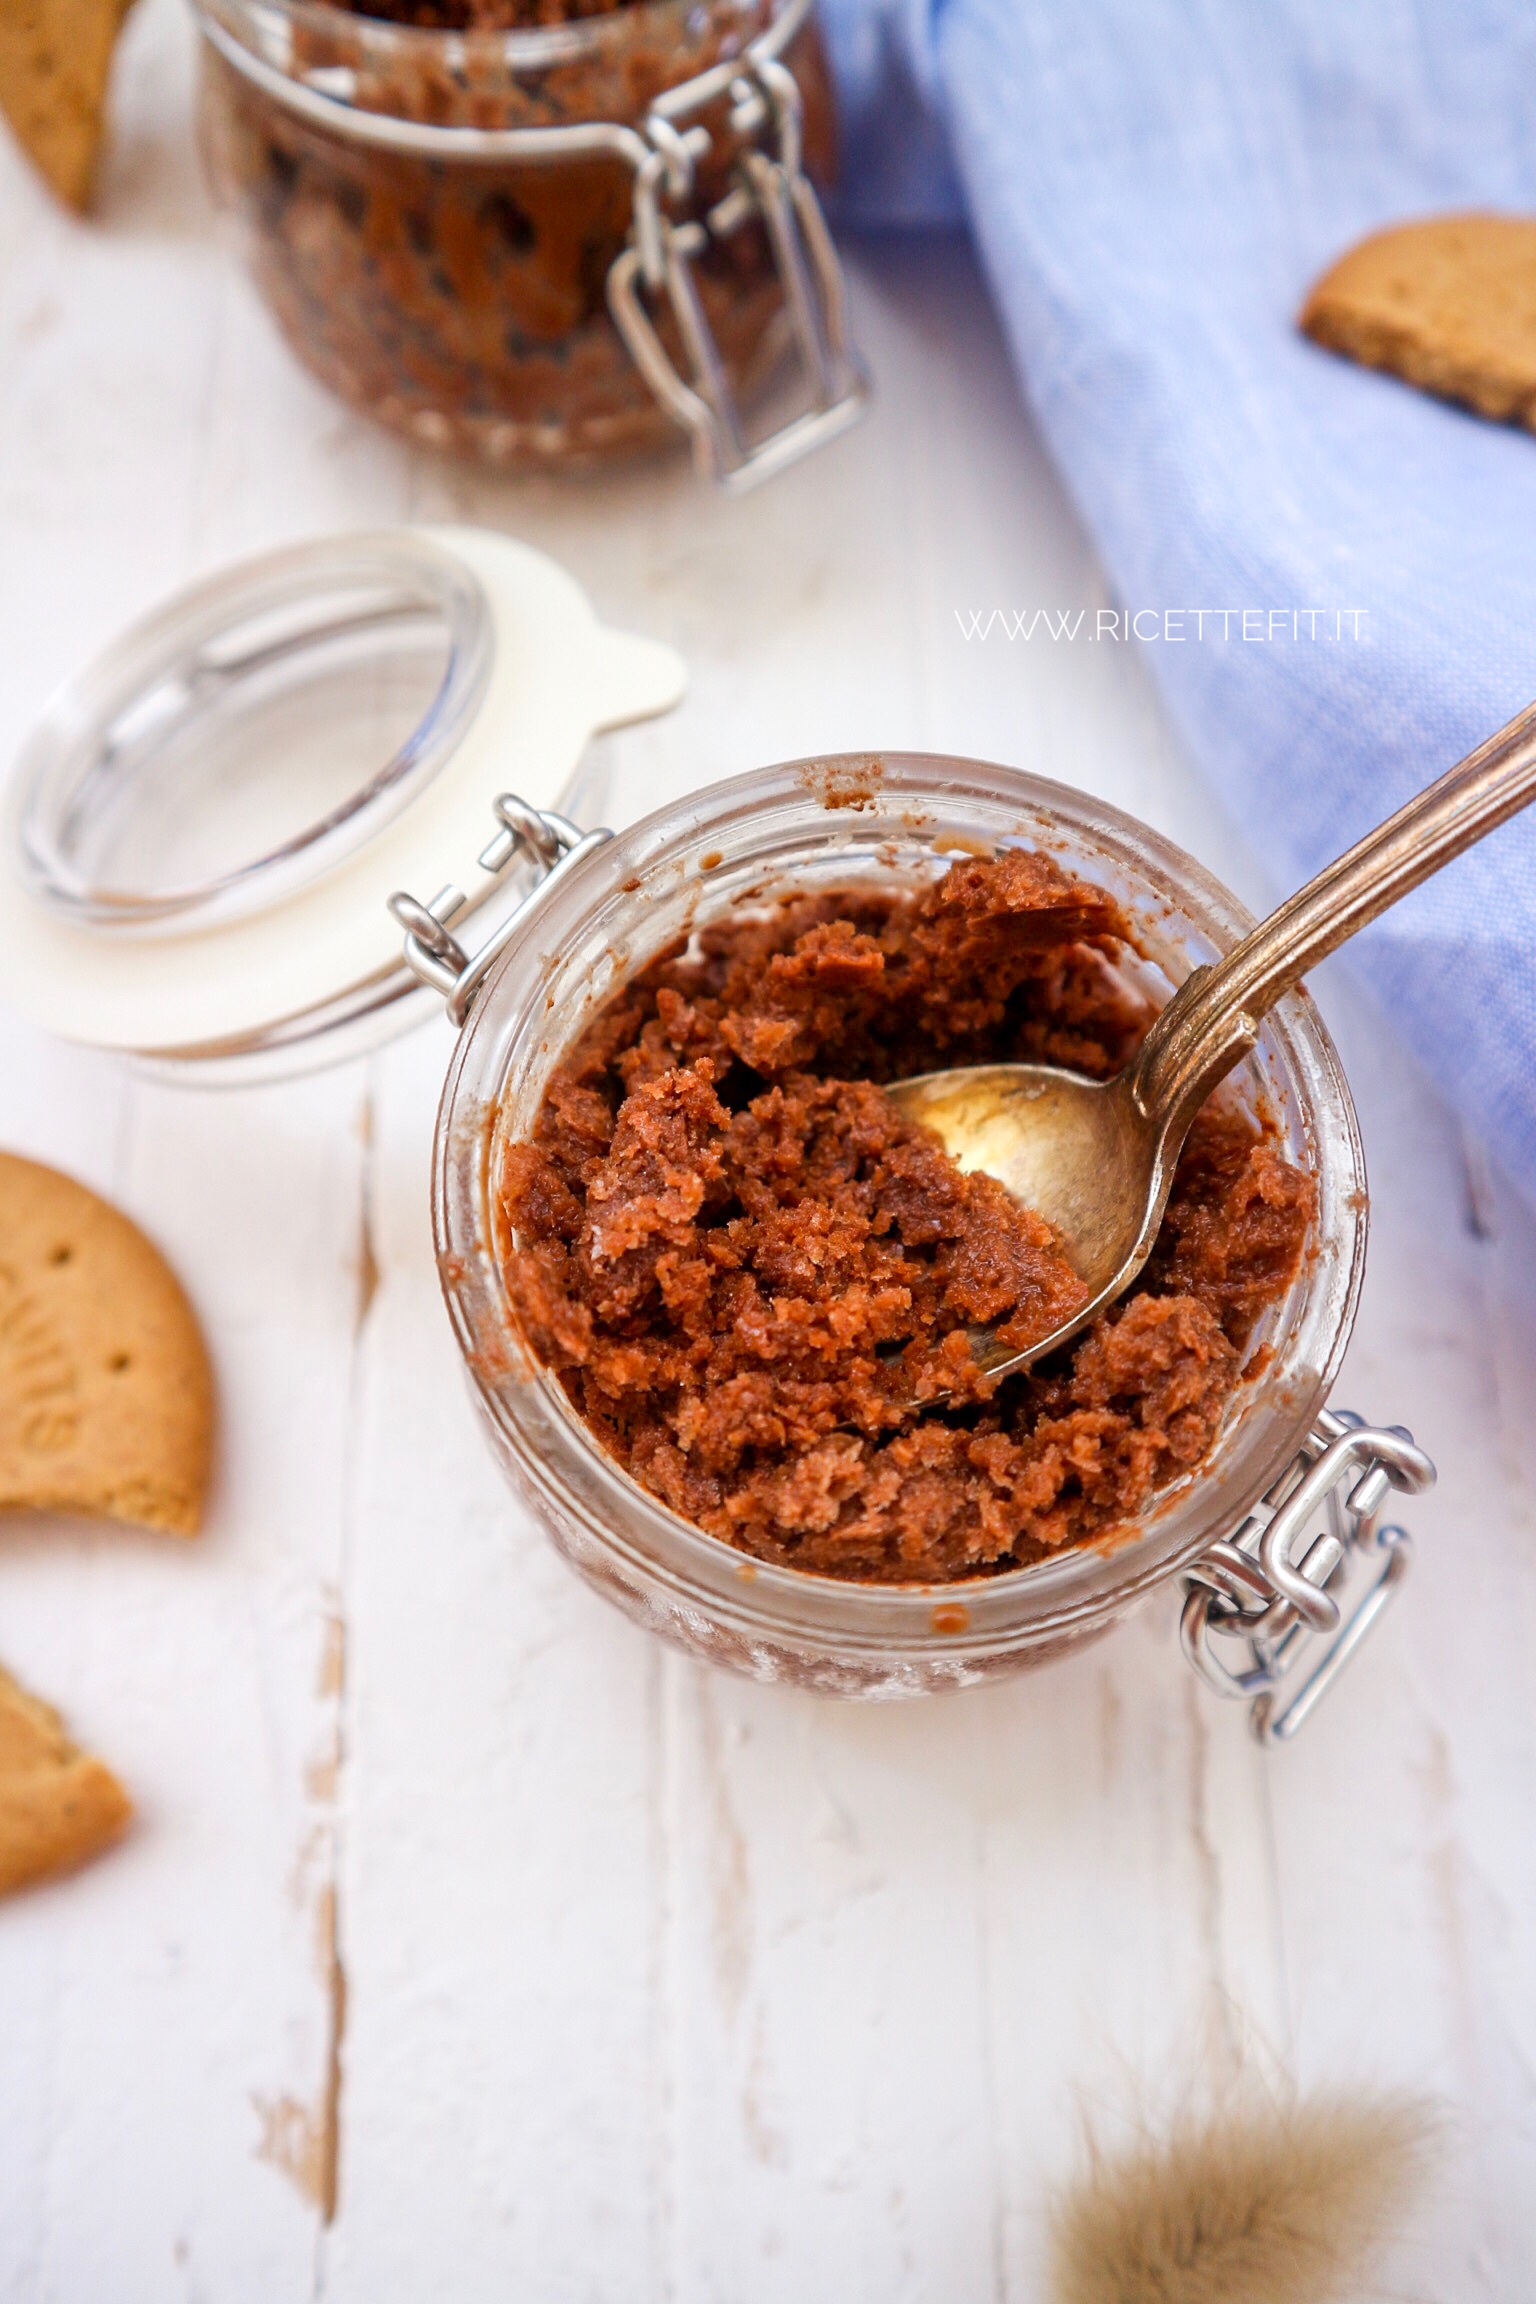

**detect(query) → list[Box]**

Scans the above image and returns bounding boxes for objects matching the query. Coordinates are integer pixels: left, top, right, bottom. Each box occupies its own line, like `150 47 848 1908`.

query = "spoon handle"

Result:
1134 695 1536 1130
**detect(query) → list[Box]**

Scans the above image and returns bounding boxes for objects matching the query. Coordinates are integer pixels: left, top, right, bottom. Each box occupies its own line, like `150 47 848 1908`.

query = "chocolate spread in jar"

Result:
198 0 835 466
500 850 1316 1586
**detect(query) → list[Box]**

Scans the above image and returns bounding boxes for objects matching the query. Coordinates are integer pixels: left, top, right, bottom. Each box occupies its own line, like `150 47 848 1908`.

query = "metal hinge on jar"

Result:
390 796 612 1028
607 26 870 491
1180 1410 1434 1744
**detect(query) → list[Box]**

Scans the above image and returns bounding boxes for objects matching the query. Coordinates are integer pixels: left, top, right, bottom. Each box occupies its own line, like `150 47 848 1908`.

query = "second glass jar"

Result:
195 0 839 469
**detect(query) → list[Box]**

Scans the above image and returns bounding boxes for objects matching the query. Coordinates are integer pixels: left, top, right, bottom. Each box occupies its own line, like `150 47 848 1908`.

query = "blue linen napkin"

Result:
820 0 1536 1199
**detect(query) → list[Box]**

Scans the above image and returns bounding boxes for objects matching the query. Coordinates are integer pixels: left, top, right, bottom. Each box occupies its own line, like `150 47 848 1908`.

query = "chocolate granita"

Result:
500 849 1316 1585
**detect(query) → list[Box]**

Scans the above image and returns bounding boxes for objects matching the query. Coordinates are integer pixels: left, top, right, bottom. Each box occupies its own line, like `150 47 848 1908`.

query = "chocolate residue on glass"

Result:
500 850 1316 1585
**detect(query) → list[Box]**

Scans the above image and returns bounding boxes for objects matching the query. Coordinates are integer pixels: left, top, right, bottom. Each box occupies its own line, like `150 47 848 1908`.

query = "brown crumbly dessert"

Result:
1301 213 1536 430
501 851 1316 1586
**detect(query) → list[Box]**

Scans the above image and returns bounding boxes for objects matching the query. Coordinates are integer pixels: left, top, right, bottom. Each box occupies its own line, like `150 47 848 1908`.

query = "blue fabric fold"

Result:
821 0 1536 1195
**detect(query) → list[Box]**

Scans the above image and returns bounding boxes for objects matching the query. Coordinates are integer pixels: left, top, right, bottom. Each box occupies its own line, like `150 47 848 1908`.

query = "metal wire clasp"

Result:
607 42 869 491
389 795 612 1027
1180 1409 1435 1743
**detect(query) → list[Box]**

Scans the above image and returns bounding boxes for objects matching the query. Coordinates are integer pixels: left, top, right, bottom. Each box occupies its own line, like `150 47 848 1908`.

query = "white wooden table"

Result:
2 4 1533 2295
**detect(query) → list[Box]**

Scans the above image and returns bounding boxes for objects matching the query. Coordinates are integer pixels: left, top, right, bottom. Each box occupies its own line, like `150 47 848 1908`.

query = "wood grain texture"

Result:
0 3 1531 2295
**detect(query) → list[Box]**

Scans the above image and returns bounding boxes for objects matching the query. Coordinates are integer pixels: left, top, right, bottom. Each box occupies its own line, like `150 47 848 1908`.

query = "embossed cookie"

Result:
0 1153 212 1536
1301 213 1536 428
0 1663 130 1897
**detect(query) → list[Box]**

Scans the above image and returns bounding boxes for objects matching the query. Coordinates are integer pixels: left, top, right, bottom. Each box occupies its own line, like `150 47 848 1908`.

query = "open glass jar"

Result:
194 0 866 485
425 753 1433 1733
0 531 1433 1740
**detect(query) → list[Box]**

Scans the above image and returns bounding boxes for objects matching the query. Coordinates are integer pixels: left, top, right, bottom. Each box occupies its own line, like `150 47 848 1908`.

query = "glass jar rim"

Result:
432 754 1369 1665
195 0 792 80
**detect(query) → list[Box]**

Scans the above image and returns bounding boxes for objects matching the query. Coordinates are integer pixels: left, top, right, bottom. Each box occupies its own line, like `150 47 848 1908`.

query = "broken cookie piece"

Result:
0 1152 214 1538
0 1664 131 1898
1301 212 1536 430
0 0 137 212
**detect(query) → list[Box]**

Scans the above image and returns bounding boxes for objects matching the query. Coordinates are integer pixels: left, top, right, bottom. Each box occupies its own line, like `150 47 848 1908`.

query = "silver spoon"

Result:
887 696 1536 1386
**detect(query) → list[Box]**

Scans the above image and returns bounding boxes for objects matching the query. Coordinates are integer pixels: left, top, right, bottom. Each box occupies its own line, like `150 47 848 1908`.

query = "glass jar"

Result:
427 753 1429 1722
193 0 866 484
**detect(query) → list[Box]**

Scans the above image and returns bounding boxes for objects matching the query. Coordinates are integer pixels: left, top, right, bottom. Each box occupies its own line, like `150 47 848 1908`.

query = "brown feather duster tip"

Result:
1049 2092 1438 2304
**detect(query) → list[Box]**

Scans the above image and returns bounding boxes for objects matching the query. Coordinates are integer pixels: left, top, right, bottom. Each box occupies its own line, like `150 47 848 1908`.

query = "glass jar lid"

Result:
0 524 685 1081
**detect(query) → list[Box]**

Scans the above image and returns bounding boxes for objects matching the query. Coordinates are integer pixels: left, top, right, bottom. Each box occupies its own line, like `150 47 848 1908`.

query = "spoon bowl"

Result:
891 694 1536 1390
885 1062 1164 1376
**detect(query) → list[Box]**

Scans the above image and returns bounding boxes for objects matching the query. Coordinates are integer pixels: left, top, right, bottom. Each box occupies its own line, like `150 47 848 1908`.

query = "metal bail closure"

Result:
1180 1410 1435 1744
607 51 869 493
390 794 613 1028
